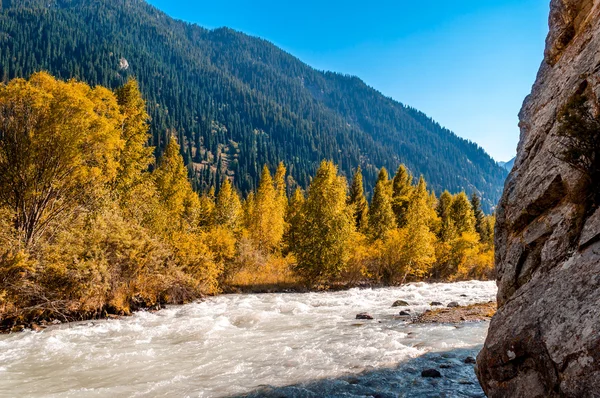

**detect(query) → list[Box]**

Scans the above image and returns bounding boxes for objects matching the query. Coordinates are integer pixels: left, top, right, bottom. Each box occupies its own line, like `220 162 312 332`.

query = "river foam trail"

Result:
0 281 496 397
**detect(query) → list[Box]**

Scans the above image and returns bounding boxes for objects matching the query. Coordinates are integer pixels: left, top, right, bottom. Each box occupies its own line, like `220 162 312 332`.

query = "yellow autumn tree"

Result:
368 167 396 241
114 78 154 196
392 164 413 228
153 138 201 232
0 72 124 246
395 176 437 281
293 161 354 286
246 164 286 252
214 179 242 231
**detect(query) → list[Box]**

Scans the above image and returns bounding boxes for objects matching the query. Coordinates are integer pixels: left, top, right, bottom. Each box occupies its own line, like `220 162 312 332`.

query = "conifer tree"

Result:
437 191 457 242
294 161 354 285
284 187 305 254
480 215 495 247
242 191 256 230
154 137 200 230
214 179 242 231
450 192 476 235
248 165 286 251
377 167 392 193
399 176 436 279
274 161 288 237
470 193 486 240
348 166 369 231
369 168 396 240
114 78 153 195
197 193 216 228
392 165 413 228
274 162 287 206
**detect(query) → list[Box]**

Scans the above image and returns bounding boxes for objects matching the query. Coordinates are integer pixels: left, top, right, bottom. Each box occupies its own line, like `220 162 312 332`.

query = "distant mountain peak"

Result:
499 157 516 171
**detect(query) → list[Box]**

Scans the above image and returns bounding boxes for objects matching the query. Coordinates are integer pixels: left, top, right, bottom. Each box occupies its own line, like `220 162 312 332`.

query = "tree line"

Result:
0 74 495 331
0 0 507 211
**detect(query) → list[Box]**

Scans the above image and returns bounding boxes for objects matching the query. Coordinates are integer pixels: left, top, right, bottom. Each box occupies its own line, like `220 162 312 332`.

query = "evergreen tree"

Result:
398 176 436 279
368 168 396 240
153 138 201 232
348 166 369 231
248 165 286 251
437 191 457 243
114 78 153 195
294 161 354 285
470 193 486 240
450 192 476 235
392 165 413 227
284 187 305 254
377 167 392 193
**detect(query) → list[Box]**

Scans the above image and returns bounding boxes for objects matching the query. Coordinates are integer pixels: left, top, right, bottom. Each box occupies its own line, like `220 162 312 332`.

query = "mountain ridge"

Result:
0 0 507 210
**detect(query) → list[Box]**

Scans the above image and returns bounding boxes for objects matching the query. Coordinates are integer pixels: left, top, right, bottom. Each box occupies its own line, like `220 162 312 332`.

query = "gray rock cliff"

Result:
477 0 600 396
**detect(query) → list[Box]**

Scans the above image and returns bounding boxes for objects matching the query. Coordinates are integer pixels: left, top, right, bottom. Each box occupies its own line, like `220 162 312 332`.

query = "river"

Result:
0 281 496 397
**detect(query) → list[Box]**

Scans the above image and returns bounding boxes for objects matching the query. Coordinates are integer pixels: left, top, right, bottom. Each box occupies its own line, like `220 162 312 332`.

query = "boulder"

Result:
464 356 476 364
430 301 443 306
447 302 460 308
421 369 442 378
477 1 600 396
391 300 409 307
355 313 373 320
398 311 411 316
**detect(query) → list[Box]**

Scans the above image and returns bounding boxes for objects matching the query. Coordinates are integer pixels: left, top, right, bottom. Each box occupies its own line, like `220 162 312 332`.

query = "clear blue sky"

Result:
147 0 549 162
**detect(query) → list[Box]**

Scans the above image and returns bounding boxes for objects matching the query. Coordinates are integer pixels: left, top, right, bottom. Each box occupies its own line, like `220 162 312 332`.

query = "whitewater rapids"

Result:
0 281 496 397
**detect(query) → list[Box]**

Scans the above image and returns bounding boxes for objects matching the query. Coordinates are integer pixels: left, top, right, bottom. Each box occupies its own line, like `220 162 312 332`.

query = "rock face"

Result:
477 0 600 396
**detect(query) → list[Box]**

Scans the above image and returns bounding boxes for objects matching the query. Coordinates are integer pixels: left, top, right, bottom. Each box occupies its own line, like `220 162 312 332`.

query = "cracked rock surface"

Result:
476 0 600 396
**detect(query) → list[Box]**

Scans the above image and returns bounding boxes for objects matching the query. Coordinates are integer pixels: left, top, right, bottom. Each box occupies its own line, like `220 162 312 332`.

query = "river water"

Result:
0 281 496 397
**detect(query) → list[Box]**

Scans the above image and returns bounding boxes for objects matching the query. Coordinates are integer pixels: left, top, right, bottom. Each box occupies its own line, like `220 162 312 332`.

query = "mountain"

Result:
0 0 507 210
498 157 515 171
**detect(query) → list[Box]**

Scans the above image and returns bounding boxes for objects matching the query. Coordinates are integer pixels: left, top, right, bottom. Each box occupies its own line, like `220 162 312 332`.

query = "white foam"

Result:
0 280 496 397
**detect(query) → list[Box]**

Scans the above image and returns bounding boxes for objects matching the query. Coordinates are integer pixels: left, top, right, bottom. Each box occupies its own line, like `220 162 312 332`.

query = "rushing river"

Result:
0 281 496 397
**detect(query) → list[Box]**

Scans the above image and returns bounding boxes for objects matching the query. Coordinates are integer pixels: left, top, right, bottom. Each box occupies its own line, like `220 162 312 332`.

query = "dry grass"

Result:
227 255 300 291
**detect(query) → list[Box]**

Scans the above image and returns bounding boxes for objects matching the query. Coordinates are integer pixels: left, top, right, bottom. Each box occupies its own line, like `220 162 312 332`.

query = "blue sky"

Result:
147 0 549 162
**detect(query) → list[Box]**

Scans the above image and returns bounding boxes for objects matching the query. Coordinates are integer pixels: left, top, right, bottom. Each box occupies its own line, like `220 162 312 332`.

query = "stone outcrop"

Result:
477 0 600 396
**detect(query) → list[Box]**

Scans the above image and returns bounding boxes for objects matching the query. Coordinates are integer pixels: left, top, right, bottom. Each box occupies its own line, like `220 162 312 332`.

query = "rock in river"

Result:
421 369 442 378
392 300 410 307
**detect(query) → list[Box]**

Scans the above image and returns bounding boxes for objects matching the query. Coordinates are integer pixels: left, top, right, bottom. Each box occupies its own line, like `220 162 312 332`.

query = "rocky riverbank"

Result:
415 302 496 324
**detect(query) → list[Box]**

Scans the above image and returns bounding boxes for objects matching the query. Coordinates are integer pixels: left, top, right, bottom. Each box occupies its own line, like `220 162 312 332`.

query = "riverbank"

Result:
3 278 495 334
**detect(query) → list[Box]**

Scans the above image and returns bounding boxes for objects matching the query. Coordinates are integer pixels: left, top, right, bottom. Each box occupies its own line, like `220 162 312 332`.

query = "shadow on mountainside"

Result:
228 347 486 398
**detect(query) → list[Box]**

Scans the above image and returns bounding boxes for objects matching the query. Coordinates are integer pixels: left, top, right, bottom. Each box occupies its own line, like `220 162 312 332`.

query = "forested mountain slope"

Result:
0 0 507 210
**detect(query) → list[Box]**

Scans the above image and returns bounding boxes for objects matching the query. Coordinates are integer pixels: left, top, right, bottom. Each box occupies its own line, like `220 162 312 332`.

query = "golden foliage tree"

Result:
368 167 396 240
214 179 242 231
392 164 413 228
0 72 124 246
114 78 154 196
293 161 354 285
246 165 286 252
153 138 200 232
396 176 437 280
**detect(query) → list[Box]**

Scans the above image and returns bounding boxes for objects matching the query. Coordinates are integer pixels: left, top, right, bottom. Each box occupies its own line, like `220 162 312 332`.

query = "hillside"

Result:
0 0 507 209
